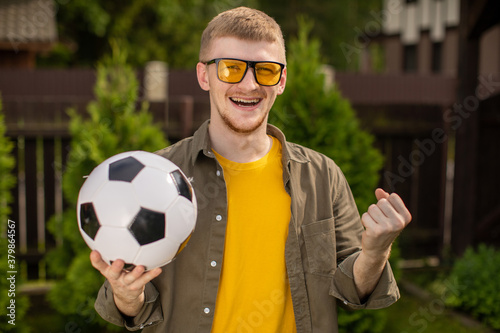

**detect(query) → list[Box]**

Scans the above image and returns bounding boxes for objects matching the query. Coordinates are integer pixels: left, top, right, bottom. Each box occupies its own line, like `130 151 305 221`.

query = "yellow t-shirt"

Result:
211 136 296 333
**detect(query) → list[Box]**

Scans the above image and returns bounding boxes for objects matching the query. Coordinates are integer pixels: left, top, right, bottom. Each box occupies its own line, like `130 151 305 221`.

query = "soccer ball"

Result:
77 151 197 270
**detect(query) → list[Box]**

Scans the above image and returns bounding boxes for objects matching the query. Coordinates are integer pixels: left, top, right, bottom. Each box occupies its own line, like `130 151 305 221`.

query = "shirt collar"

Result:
191 120 213 163
266 123 310 164
191 119 310 165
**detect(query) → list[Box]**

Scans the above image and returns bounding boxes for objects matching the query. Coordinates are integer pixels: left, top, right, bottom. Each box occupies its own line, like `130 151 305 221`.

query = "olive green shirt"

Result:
94 120 399 332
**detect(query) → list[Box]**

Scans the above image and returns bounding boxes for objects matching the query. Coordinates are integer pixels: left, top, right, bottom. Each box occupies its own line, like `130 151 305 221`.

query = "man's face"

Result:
197 37 287 135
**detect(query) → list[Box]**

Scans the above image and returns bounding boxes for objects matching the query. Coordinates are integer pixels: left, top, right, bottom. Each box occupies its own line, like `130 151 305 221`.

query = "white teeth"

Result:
231 97 260 104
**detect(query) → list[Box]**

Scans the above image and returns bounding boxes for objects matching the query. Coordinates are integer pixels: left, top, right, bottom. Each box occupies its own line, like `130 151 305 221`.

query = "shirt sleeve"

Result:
94 280 163 330
327 164 400 310
329 251 400 310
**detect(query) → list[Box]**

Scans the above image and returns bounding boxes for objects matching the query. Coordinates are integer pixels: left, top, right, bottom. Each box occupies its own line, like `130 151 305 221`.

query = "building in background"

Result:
379 0 500 79
371 0 500 255
382 0 460 76
0 0 58 68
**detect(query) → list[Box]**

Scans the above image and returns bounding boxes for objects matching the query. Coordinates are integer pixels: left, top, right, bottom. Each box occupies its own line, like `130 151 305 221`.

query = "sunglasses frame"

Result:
204 58 285 86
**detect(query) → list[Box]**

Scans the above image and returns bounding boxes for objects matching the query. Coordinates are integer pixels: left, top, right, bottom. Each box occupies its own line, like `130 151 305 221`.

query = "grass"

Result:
380 287 493 333
376 266 495 333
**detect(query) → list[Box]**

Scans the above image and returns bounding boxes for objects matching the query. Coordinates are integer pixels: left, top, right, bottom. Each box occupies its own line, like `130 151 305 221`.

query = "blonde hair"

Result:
199 7 286 63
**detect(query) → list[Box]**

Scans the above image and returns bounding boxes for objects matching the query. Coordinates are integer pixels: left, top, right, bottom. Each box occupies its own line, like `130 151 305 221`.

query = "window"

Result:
431 42 443 73
403 44 418 73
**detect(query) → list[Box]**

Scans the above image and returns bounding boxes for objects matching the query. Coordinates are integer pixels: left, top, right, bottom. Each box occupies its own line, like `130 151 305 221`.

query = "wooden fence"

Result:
1 68 210 280
1 69 459 281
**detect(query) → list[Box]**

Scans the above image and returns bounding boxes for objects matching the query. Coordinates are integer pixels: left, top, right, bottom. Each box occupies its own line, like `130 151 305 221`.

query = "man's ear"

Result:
277 67 287 95
196 62 210 91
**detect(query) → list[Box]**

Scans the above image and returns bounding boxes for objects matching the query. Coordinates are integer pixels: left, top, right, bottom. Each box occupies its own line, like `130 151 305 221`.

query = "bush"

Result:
46 43 168 331
445 244 500 330
269 18 391 333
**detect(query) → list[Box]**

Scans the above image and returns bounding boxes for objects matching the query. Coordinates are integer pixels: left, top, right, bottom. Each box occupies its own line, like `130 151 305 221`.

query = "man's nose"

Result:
237 67 260 89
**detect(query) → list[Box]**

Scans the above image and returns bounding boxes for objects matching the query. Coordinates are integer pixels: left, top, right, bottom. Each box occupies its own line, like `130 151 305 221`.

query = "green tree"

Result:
258 0 383 71
0 98 29 332
41 0 258 68
45 44 168 331
269 19 388 333
42 0 381 71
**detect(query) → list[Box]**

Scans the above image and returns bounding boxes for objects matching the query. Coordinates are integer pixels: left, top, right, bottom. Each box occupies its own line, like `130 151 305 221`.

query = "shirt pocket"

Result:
302 217 337 276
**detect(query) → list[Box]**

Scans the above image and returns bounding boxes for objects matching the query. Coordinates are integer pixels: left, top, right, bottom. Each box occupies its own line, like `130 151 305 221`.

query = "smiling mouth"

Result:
230 97 262 107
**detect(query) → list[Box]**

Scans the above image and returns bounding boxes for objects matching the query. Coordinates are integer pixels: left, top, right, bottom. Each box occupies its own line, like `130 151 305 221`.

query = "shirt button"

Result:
216 170 221 176
215 215 222 221
210 260 217 267
204 307 211 314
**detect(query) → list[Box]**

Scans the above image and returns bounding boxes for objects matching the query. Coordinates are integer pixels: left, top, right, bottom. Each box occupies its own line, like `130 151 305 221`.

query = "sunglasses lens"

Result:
218 59 247 83
215 59 283 86
255 63 282 86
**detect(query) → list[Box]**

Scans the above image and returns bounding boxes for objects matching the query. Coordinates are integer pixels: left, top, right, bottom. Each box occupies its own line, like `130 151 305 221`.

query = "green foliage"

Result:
270 18 383 213
379 287 493 333
46 44 168 330
445 244 500 330
0 98 30 332
41 0 381 70
41 0 258 68
256 0 383 70
0 100 15 221
269 18 387 333
338 307 386 333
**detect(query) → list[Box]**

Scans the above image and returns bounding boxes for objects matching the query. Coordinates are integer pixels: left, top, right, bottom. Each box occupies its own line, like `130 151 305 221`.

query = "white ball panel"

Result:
131 151 178 173
190 187 197 211
179 196 197 232
93 182 140 228
166 197 197 242
134 237 181 269
133 167 179 212
77 162 109 204
93 226 141 265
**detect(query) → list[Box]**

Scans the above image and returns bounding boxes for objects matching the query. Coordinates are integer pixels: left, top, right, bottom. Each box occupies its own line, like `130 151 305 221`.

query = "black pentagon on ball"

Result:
129 208 166 245
80 202 101 240
109 156 145 182
170 170 193 202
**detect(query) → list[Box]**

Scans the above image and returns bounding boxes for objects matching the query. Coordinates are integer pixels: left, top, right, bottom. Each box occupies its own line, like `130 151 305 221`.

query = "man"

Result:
91 7 411 332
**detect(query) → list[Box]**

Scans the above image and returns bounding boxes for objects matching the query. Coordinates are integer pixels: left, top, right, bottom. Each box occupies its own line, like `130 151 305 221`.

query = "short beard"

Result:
219 109 268 134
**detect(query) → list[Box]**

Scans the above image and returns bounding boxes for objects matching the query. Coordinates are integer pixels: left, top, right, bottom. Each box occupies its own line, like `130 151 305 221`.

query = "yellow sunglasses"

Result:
204 58 285 86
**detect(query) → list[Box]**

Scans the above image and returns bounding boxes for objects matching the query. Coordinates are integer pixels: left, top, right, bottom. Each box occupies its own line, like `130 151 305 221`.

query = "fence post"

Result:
180 95 194 139
144 61 169 135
